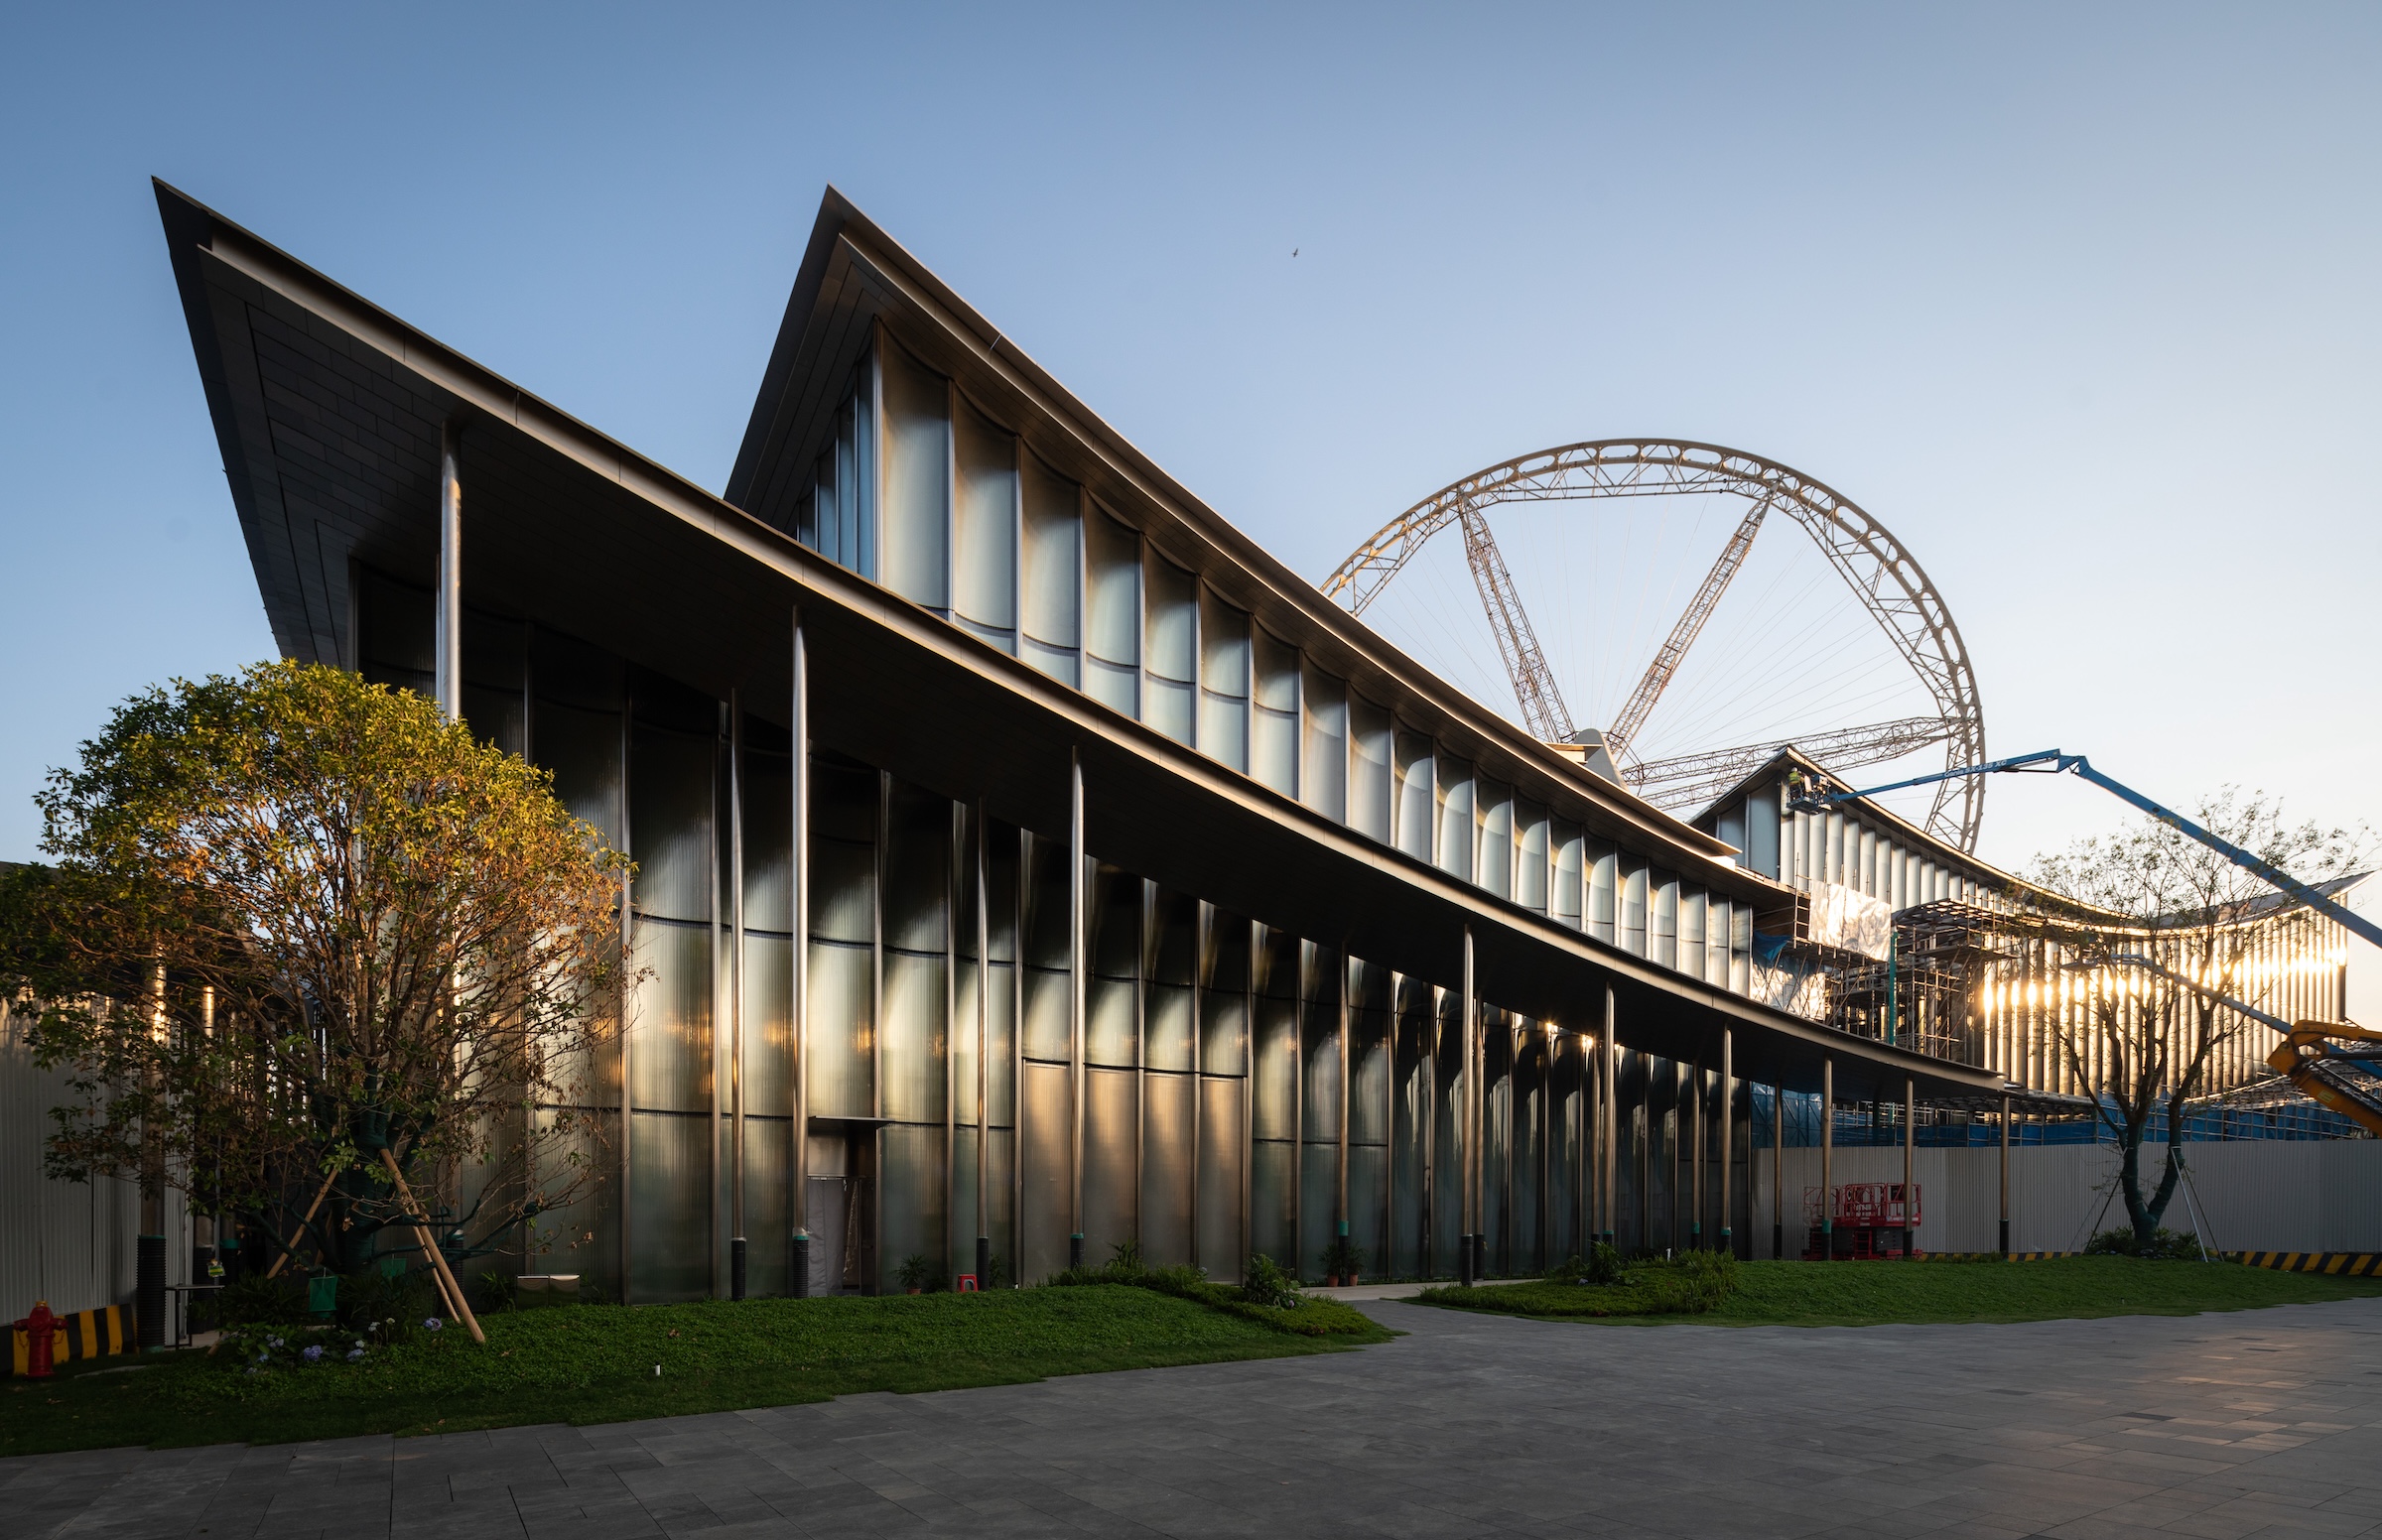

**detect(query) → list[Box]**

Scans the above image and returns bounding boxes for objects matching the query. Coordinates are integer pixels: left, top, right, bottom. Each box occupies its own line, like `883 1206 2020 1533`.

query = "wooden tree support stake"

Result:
264 1167 344 1280
379 1148 485 1344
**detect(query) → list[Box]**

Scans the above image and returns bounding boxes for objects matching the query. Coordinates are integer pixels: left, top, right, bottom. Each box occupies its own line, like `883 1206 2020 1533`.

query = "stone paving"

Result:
8 1297 2382 1539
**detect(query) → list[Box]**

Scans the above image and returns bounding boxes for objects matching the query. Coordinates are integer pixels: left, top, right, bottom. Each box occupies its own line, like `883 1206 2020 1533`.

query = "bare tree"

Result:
2031 789 2361 1248
0 661 632 1280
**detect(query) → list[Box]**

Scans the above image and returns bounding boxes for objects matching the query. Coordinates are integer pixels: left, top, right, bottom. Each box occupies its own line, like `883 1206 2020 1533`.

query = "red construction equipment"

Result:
1802 1184 1922 1259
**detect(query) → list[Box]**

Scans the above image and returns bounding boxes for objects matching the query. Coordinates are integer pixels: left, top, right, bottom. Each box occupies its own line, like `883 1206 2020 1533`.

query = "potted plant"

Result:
893 1253 936 1294
1321 1235 1365 1287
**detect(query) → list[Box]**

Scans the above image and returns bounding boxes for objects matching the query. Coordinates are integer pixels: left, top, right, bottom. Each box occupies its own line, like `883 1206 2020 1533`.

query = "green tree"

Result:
0 661 630 1277
2032 788 2361 1248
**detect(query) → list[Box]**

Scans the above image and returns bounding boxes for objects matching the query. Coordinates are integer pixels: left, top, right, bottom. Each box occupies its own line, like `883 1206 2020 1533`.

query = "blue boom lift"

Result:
1788 749 2382 1136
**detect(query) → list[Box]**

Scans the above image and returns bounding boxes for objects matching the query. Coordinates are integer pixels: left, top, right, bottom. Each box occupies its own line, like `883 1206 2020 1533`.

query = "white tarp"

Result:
1805 880 1893 960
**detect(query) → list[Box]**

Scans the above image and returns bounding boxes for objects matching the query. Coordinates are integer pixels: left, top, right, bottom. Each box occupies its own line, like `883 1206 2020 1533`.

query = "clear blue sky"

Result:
5 3 2379 998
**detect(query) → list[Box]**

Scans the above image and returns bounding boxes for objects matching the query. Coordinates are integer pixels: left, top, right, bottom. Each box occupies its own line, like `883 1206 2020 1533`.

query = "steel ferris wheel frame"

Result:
1322 439 1989 850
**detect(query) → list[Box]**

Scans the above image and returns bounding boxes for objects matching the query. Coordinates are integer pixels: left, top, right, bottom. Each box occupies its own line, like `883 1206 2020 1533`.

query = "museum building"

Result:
149 181 2341 1302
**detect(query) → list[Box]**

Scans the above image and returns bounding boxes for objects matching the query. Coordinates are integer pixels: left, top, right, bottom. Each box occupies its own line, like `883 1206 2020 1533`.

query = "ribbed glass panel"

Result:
742 744 793 934
1518 801 1549 914
805 942 872 1118
1390 978 1431 1279
807 371 875 577
1298 664 1345 819
1706 899 1732 986
1298 1143 1337 1282
880 339 950 611
1478 780 1514 900
1144 553 1196 745
1252 628 1298 797
631 920 712 1111
1087 865 1138 1068
1654 872 1678 969
881 953 945 1124
1198 588 1249 771
1622 862 1649 956
1591 839 1619 944
879 1122 948 1283
631 721 713 924
1435 754 1474 882
740 1116 792 1295
1196 1078 1245 1276
1393 731 1433 861
1083 1068 1137 1259
1553 820 1583 928
1748 786 1780 878
953 398 1016 648
1019 1061 1072 1284
1141 1072 1195 1268
1250 1140 1295 1274
629 1110 711 1301
1146 887 1196 1073
1680 888 1706 981
536 701 622 852
741 934 793 1119
1019 832 1073 1063
1432 992 1464 1271
1020 452 1081 687
1200 911 1251 1076
1348 964 1390 1146
883 784 948 956
1349 695 1391 842
1084 510 1139 715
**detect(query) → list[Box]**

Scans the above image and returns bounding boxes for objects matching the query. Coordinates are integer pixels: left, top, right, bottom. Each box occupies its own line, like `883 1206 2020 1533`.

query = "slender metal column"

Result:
790 612 811 1296
1292 943 1305 1279
1689 1055 1703 1249
436 423 462 723
618 678 635 1301
1337 951 1351 1273
1771 1082 1785 1259
872 772 887 1293
1999 1091 2012 1256
945 804 961 1286
729 694 746 1299
1243 917 1256 1278
976 801 991 1291
1718 1028 1733 1256
1459 927 1476 1286
1574 1029 1588 1259
1014 830 1029 1282
1819 1055 1834 1261
1601 986 1617 1248
1902 1077 1916 1259
1068 751 1086 1271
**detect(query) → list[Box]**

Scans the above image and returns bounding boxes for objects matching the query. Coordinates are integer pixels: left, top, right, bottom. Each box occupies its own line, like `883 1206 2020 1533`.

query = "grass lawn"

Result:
1416 1256 2382 1328
1 1284 1390 1458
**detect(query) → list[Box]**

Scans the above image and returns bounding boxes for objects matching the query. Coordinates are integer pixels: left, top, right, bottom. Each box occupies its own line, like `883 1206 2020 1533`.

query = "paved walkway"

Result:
9 1298 2382 1539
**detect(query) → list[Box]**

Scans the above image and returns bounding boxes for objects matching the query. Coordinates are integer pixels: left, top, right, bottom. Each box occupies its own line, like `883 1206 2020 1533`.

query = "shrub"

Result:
1672 1248 1738 1311
1243 1252 1301 1310
893 1253 939 1291
2085 1226 2203 1260
474 1270 517 1313
214 1272 305 1327
336 1264 437 1347
1586 1242 1625 1285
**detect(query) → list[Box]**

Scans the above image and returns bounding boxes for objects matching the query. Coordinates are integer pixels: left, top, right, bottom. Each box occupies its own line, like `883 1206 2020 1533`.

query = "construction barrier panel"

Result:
2227 1251 2382 1275
11 1304 129 1375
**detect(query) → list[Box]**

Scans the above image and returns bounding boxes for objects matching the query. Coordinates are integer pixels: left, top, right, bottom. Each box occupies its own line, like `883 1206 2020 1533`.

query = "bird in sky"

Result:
1292 248 1299 257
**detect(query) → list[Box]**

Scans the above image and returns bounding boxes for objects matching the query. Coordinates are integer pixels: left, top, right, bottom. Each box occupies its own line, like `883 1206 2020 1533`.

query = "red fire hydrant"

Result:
16 1301 58 1378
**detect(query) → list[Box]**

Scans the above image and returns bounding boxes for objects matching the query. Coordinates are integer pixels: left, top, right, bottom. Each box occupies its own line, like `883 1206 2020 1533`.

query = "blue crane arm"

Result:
1787 751 2381 954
